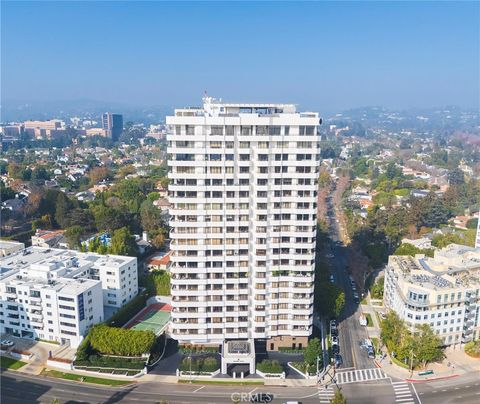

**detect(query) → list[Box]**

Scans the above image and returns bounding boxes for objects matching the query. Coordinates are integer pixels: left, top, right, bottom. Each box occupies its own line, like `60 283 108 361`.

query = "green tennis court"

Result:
130 309 170 335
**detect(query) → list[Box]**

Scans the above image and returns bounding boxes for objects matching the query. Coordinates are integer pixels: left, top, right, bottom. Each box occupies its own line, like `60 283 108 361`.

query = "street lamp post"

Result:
188 355 192 383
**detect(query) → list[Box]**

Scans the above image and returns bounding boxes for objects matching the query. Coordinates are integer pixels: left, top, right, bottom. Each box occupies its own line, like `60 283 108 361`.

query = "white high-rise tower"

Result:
167 96 320 369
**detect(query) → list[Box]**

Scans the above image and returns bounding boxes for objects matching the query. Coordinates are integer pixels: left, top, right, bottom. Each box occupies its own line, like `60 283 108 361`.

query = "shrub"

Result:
148 270 171 296
107 292 148 327
278 347 304 354
179 356 219 373
256 360 282 374
89 324 155 356
202 357 219 372
465 340 480 358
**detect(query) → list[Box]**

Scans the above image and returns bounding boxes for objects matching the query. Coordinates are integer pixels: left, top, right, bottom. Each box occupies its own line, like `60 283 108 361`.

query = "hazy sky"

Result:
2 1 479 112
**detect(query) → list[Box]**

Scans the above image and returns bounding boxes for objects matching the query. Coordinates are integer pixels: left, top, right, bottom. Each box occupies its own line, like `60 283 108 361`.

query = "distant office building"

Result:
23 120 65 140
102 113 123 141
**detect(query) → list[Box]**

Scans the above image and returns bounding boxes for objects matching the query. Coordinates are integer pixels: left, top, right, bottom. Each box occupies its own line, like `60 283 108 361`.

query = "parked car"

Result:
332 344 340 354
332 336 339 345
329 275 335 283
334 354 343 367
353 292 360 304
0 339 14 347
367 347 375 359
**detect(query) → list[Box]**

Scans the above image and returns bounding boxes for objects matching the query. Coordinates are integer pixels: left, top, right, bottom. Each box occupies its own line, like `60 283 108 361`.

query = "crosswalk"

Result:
318 385 335 403
391 381 416 404
335 367 388 384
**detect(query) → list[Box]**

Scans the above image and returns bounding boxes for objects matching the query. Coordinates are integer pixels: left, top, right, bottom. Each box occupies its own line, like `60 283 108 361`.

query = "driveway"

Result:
0 335 64 375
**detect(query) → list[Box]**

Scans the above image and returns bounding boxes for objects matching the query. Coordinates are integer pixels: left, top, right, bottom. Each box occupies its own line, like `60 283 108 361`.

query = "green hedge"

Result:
148 270 171 296
278 347 305 354
106 292 148 327
90 324 155 356
179 345 219 354
179 356 218 373
256 360 283 374
74 355 145 370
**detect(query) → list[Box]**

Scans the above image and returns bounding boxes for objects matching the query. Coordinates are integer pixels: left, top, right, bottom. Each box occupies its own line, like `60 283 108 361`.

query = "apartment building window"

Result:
256 126 267 135
269 126 281 135
186 125 195 135
226 126 235 136
241 126 252 135
299 126 315 135
208 126 222 135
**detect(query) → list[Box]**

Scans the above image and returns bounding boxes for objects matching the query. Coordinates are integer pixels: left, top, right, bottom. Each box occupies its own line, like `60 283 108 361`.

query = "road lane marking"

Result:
193 386 205 393
248 388 257 396
411 381 422 404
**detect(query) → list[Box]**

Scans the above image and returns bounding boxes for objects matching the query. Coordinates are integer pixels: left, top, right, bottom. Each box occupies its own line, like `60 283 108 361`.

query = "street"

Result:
324 195 373 371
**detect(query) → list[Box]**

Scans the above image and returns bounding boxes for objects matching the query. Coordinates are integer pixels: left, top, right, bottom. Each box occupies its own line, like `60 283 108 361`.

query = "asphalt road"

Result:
324 196 373 371
414 373 480 404
1 370 447 404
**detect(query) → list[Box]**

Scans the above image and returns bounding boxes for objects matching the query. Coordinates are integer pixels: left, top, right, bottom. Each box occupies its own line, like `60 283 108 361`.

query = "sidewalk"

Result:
376 346 480 382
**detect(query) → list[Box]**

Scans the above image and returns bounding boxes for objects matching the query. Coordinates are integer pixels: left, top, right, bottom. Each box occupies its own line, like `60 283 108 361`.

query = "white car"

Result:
1 339 14 347
331 336 339 345
329 275 335 283
326 253 334 258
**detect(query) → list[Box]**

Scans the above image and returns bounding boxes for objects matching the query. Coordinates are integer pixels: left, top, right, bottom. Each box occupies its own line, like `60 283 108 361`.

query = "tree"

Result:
89 166 111 185
448 168 465 185
65 225 83 249
330 390 346 404
466 218 478 229
93 205 129 232
304 337 322 367
109 227 138 256
414 324 445 367
31 166 50 182
140 200 161 234
334 292 345 317
54 192 72 228
151 233 166 249
0 182 15 201
394 243 434 258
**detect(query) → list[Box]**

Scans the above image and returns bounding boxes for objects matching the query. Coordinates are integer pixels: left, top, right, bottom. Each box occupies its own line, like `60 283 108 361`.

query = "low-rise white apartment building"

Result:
167 96 320 361
0 247 138 347
384 244 480 346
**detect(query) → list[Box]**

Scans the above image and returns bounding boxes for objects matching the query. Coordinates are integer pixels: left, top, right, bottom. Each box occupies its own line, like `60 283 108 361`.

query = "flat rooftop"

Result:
391 244 480 289
0 247 136 282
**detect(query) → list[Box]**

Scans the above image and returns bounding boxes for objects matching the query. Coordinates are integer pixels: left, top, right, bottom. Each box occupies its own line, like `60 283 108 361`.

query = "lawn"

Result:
41 369 133 386
0 356 27 370
391 356 409 369
365 313 373 327
371 337 379 352
178 379 264 385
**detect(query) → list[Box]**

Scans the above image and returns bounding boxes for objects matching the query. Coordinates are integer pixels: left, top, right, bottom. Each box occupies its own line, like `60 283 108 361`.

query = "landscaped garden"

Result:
179 356 219 374
73 324 156 375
